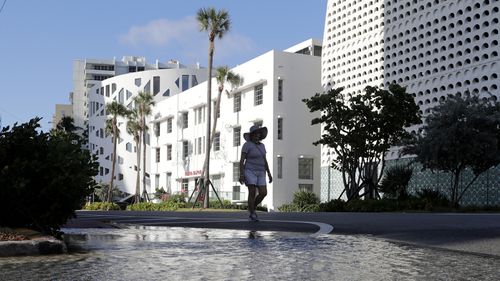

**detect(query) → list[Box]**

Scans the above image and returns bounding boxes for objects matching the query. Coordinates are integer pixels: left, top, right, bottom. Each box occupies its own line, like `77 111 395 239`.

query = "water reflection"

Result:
0 227 498 281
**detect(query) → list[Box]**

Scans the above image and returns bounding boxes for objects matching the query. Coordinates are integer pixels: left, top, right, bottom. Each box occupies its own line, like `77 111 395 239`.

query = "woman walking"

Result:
239 125 273 221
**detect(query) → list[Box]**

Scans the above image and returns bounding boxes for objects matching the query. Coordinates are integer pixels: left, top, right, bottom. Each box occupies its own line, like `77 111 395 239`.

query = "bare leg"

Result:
254 186 267 209
247 185 257 213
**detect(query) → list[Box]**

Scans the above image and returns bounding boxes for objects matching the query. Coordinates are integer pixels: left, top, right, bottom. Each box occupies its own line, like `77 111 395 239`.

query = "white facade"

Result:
72 56 196 135
150 46 322 210
321 0 500 196
88 67 207 195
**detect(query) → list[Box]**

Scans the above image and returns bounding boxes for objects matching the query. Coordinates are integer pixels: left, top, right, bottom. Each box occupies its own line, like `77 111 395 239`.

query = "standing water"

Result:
0 226 499 280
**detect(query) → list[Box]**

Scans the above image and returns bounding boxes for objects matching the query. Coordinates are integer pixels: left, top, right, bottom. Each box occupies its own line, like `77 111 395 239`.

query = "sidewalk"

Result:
67 210 500 257
0 228 67 257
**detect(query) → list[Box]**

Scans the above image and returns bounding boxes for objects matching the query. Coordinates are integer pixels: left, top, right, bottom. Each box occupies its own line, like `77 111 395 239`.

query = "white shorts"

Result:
244 169 267 186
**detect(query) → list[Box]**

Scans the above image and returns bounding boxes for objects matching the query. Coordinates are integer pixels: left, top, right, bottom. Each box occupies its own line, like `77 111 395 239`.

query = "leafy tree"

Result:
403 95 500 207
126 109 142 203
56 116 79 133
303 84 421 201
133 91 155 202
105 101 129 202
197 7 230 208
0 118 98 235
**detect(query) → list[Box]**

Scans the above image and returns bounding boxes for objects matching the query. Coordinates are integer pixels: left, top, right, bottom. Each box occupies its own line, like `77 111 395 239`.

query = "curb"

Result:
0 238 67 257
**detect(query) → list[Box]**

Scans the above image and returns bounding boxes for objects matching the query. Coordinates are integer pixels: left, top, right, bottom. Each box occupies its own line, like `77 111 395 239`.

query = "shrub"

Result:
84 202 120 211
416 188 450 210
379 165 413 200
277 203 301 212
319 199 346 212
0 118 98 236
126 201 180 211
292 191 320 208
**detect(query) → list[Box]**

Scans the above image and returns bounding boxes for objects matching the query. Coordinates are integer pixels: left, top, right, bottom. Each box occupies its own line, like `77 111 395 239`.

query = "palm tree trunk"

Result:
135 137 141 204
203 40 214 209
108 119 118 202
142 116 147 202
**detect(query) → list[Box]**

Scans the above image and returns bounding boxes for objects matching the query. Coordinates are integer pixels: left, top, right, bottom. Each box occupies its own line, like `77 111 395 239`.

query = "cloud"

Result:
120 17 256 65
120 16 199 47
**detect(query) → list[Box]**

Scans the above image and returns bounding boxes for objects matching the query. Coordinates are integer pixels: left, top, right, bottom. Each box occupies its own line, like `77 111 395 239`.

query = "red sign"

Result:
185 170 202 176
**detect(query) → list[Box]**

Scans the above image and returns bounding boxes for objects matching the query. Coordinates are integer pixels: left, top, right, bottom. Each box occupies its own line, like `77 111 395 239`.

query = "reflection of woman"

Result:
239 125 273 221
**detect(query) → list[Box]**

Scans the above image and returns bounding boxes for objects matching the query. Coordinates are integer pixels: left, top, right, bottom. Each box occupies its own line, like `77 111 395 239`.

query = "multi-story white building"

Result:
150 41 322 210
321 0 500 200
72 56 195 135
88 39 322 210
88 65 207 195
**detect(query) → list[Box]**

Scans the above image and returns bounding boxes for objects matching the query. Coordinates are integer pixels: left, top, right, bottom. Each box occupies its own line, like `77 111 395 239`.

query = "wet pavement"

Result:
1 226 499 281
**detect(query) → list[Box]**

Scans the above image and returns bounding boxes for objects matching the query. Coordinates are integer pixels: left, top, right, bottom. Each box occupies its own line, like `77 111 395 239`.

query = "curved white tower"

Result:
321 0 500 200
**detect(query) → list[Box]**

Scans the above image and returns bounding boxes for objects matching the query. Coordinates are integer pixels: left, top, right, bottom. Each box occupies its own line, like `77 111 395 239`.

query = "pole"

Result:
204 40 214 208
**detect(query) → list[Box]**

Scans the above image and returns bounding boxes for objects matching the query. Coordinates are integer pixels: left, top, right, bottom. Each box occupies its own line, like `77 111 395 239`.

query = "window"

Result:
183 141 189 159
118 173 124 181
154 123 160 137
167 118 172 133
234 93 241 112
278 79 283 101
299 184 313 193
182 75 189 91
153 76 160 96
277 156 283 179
195 106 205 125
233 186 240 200
197 137 202 155
155 148 160 163
155 174 160 189
233 127 241 146
182 112 188 129
182 179 189 194
214 132 220 151
192 75 198 87
298 157 314 179
233 162 240 182
126 142 132 152
254 84 263 105
166 172 172 191
277 117 283 140
167 144 172 161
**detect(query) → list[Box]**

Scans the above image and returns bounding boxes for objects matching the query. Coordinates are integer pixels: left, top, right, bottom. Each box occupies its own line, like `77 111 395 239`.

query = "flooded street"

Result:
0 226 499 280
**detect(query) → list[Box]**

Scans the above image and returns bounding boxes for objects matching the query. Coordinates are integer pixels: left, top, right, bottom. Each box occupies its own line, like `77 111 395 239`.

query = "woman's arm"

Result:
264 156 273 183
239 152 247 184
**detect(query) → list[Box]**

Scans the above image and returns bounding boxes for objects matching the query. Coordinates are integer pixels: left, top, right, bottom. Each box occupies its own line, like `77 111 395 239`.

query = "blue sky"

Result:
0 0 326 131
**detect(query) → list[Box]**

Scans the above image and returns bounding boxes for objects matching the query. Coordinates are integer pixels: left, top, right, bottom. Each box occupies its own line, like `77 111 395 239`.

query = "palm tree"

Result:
126 109 142 203
210 66 241 152
133 91 156 201
197 7 230 208
105 101 129 202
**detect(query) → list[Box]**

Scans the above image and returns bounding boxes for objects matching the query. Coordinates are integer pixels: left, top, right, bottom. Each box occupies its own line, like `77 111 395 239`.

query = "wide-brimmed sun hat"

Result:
243 125 268 142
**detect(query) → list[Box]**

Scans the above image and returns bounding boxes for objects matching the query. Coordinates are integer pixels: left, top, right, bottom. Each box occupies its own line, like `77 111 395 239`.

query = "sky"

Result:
0 0 326 132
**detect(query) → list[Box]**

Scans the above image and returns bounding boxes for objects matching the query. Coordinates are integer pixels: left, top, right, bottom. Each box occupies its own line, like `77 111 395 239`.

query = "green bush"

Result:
84 202 120 211
277 203 301 212
416 188 450 210
379 165 413 199
0 118 98 235
126 201 181 211
292 191 320 208
319 199 346 212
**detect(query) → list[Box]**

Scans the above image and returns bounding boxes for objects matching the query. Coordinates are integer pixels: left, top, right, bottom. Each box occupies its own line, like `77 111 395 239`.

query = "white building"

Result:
72 56 195 135
321 0 500 199
150 42 322 210
88 66 207 195
88 39 322 210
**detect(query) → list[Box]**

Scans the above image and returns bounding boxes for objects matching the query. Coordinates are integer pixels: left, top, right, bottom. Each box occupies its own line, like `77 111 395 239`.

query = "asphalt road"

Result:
65 211 500 257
